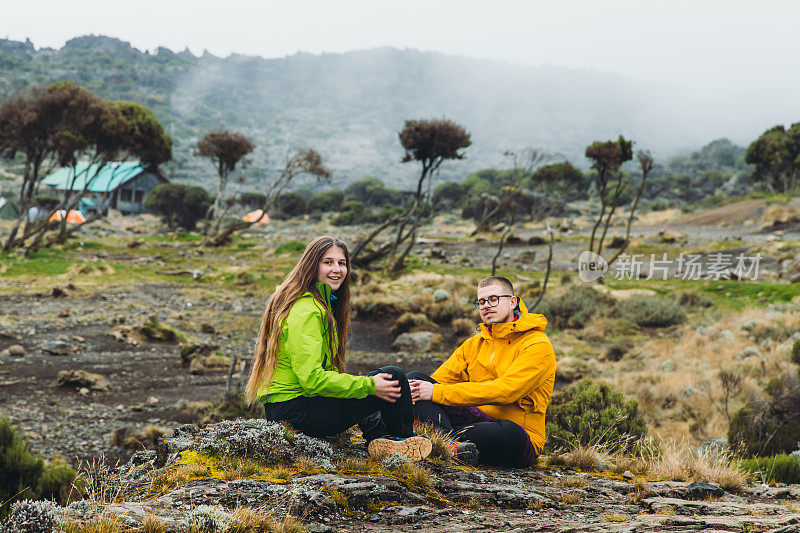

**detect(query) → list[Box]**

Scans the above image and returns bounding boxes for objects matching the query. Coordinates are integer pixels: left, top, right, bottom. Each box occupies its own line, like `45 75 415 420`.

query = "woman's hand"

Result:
409 379 433 404
373 373 401 402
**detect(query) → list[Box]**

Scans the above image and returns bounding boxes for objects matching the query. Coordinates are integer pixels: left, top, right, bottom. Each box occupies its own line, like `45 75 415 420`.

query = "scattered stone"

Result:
7 344 26 357
685 480 725 500
683 385 698 397
44 340 74 355
78 387 90 396
147 396 159 406
622 470 635 481
392 332 440 353
57 370 110 391
72 335 86 342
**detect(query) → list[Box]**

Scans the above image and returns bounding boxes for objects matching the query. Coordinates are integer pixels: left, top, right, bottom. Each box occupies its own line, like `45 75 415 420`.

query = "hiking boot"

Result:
367 435 432 462
448 440 479 465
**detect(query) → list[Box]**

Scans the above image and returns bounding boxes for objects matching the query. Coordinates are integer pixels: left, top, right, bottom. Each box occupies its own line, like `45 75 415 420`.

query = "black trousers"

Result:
263 365 414 442
407 371 536 467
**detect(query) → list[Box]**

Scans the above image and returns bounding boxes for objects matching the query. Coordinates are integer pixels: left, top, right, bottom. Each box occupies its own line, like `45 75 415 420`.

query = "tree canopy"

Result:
745 123 800 195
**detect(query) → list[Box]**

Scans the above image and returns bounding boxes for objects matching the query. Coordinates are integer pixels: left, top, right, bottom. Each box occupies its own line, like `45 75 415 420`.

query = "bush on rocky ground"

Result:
544 379 648 455
0 499 62 533
616 295 687 328
536 286 617 329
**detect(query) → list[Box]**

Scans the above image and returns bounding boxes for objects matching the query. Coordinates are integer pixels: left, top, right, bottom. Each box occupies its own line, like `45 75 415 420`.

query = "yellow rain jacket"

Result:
431 299 556 455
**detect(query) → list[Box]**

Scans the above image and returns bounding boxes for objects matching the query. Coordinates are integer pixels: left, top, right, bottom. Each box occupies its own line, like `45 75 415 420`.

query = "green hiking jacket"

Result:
258 281 376 403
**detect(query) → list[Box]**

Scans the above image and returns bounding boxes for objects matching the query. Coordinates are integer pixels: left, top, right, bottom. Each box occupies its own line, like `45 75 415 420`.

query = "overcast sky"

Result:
5 0 800 91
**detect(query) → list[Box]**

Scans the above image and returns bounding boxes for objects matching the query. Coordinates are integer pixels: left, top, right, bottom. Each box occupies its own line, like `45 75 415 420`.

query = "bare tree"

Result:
606 150 654 265
350 118 470 270
584 136 634 256
205 148 331 247
389 119 471 271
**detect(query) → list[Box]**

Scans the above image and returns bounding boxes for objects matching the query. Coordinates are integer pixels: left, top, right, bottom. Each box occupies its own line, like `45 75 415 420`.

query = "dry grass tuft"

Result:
60 513 128 533
227 506 298 533
560 444 610 472
627 479 653 504
604 512 631 522
397 461 431 491
560 474 587 489
293 456 324 475
139 514 168 533
335 456 375 474
414 422 454 463
559 492 582 504
647 440 751 492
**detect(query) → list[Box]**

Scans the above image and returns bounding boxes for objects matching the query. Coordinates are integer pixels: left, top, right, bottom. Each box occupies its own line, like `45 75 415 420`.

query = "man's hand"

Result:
409 379 433 404
373 373 401 402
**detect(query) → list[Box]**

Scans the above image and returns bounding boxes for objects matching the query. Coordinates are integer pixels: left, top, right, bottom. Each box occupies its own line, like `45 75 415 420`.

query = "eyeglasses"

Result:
472 295 513 309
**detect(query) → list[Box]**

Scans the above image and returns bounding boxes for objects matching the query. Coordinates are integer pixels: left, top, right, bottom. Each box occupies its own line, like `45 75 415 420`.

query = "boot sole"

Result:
367 436 432 462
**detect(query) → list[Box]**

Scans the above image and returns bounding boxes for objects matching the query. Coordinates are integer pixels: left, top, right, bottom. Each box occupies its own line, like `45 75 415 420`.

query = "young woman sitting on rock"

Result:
245 235 431 461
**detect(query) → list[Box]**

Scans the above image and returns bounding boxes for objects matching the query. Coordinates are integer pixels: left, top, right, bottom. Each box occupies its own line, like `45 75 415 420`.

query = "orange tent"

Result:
243 209 270 225
49 210 86 224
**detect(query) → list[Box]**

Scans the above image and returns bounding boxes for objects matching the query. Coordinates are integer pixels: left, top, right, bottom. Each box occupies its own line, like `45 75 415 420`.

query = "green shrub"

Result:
739 454 800 484
308 190 344 212
37 461 83 504
0 418 43 519
274 240 306 255
616 295 686 328
544 379 648 454
790 339 800 366
728 371 800 457
270 192 306 219
144 183 212 230
536 285 616 329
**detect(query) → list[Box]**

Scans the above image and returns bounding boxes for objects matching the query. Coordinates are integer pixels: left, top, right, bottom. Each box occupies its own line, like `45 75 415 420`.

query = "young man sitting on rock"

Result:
407 275 556 467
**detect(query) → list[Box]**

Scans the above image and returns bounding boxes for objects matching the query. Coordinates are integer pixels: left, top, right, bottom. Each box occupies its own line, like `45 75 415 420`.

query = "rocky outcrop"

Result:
10 421 793 533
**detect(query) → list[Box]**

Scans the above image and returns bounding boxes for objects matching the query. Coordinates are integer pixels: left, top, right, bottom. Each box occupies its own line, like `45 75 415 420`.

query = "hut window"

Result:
120 189 132 202
134 189 145 203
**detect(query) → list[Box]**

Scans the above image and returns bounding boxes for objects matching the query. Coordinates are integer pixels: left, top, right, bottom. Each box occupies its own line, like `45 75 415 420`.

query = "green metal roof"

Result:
41 162 148 192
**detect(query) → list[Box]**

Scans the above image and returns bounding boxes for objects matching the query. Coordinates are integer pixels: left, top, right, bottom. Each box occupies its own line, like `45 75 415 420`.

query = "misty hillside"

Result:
0 35 749 191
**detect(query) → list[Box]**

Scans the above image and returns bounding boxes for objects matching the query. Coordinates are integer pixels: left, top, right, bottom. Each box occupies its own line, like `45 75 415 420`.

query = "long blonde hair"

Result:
245 236 351 404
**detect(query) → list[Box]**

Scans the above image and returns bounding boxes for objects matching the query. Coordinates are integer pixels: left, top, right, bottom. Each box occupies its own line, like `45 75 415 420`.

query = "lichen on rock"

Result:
191 419 337 471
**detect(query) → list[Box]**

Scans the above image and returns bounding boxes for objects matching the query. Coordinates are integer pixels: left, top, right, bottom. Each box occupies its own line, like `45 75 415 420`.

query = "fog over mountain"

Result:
0 35 795 190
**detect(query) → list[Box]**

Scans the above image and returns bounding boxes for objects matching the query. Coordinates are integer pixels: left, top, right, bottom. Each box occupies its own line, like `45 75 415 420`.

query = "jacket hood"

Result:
479 298 547 340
